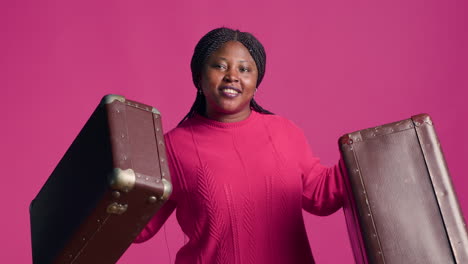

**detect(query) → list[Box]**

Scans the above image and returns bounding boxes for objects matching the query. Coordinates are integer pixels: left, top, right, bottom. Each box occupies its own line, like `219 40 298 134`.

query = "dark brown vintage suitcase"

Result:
339 114 468 264
30 94 172 264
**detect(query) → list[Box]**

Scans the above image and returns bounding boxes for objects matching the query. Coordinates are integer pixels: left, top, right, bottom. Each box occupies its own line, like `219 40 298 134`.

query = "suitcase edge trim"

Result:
340 136 386 263
412 114 468 262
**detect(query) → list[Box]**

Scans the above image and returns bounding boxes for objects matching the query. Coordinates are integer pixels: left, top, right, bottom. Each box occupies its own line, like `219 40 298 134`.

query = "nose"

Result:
223 68 239 83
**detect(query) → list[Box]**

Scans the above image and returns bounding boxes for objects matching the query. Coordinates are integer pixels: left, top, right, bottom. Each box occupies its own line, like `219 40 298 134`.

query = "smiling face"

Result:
200 41 258 122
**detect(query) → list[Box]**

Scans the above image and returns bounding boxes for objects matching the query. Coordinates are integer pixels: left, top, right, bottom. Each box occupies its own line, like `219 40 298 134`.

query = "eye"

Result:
239 66 250 73
212 64 227 70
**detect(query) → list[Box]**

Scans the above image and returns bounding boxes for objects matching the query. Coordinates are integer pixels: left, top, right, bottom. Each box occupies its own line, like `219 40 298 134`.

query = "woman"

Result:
135 27 344 264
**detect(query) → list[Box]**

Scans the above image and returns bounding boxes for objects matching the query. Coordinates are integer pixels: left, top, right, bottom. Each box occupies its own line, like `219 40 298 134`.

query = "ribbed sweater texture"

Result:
135 111 344 264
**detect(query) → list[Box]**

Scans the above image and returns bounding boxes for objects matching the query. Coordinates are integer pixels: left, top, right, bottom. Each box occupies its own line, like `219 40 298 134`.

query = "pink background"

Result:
2 0 467 263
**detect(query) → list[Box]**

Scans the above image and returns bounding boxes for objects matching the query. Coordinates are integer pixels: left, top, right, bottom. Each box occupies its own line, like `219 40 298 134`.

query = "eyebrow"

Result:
217 57 249 63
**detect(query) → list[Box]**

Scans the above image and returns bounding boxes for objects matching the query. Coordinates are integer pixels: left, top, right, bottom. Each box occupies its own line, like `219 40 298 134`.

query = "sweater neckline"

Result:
193 110 259 129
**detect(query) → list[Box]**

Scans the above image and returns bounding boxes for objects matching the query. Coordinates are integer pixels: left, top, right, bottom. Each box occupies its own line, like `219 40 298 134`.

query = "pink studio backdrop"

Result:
2 0 467 263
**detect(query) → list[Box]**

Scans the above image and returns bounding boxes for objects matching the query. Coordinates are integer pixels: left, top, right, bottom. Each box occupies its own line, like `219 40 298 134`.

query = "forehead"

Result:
208 41 254 63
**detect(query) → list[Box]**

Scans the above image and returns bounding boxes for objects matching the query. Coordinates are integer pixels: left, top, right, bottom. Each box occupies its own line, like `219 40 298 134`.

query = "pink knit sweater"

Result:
135 111 343 263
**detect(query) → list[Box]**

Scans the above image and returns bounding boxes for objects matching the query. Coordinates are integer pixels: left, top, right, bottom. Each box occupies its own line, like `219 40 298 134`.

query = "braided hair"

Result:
179 27 273 125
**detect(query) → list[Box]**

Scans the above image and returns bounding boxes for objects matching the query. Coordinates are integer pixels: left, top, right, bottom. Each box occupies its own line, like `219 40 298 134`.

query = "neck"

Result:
204 108 252 123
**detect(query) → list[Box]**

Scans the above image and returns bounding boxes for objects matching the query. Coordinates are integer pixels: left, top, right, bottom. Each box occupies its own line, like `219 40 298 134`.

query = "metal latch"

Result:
107 202 128 215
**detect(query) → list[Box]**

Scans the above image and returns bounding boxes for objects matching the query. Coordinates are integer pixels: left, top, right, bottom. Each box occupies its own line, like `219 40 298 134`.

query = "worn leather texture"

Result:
30 95 171 264
339 114 468 264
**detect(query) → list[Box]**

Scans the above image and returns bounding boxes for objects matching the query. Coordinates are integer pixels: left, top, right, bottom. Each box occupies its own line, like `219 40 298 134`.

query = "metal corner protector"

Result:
109 168 136 192
152 107 161 115
102 94 126 105
160 178 173 200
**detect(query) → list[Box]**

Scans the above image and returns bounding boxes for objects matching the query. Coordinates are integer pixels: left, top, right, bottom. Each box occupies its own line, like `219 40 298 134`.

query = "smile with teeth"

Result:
224 88 239 95
220 87 241 97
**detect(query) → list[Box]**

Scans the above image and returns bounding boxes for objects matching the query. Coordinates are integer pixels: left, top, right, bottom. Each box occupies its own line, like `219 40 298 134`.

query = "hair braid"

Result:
179 27 273 125
250 99 273 115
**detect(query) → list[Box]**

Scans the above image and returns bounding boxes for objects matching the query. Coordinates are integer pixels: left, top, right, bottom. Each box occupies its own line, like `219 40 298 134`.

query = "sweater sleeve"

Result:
133 133 179 243
133 199 176 243
293 125 344 216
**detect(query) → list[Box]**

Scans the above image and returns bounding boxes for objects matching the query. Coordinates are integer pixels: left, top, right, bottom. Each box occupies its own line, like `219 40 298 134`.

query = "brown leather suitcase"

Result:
339 114 468 264
30 95 172 264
